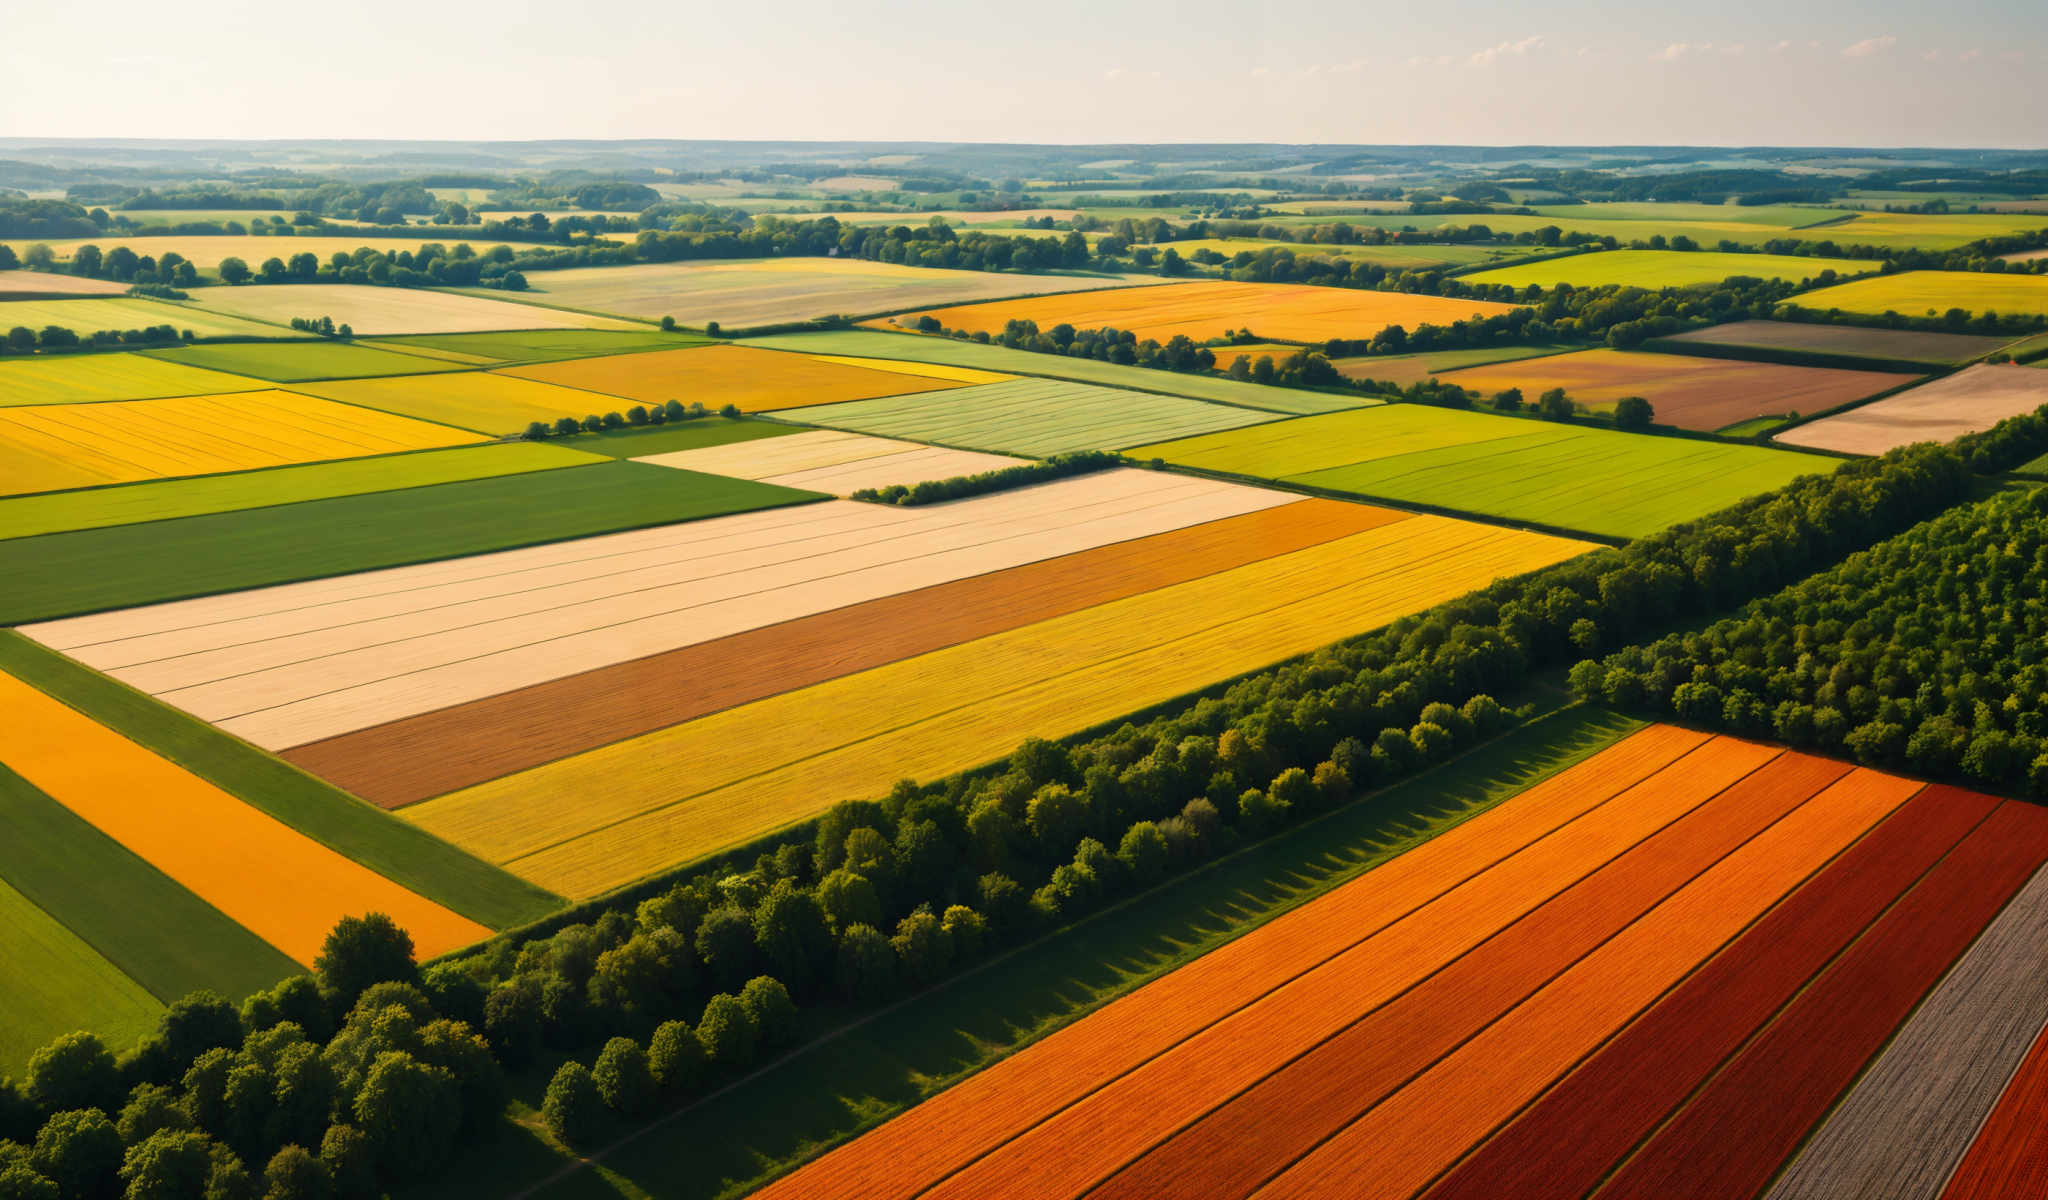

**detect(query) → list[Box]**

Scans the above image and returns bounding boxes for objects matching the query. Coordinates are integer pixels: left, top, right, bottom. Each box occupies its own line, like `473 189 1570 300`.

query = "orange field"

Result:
494 344 969 411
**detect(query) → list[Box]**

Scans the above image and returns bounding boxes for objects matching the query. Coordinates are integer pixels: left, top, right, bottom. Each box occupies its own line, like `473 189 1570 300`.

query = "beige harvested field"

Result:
182 284 641 335
27 470 1295 750
1774 363 2048 454
634 429 1026 495
487 258 1149 327
0 271 128 296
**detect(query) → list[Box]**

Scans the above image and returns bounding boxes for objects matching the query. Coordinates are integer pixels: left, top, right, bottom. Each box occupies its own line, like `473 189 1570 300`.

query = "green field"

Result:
439 703 1643 1200
0 873 163 1074
0 763 299 1007
0 352 258 405
1525 202 1847 226
738 329 1362 413
369 329 712 364
1134 404 1839 539
0 461 823 623
779 377 1295 456
0 633 562 933
1334 343 1578 386
568 416 803 458
139 340 468 382
1265 209 2048 252
1786 270 2048 320
1160 237 1530 271
0 296 304 340
0 443 605 541
1463 249 1882 291
1717 416 1795 438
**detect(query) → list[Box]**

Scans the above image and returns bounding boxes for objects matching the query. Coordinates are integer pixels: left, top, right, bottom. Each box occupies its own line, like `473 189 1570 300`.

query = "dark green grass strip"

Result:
421 702 1643 1200
0 461 825 623
0 761 300 1003
568 417 802 459
375 330 712 364
0 632 563 932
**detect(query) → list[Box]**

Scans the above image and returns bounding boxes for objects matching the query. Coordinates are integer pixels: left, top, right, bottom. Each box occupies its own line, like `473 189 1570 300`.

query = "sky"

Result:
2 0 2043 147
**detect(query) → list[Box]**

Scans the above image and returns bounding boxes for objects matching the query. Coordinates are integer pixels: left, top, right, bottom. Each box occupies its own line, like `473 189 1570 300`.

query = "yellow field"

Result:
0 236 476 272
0 670 490 964
404 514 1591 897
800 354 1012 385
0 390 486 497
0 296 296 340
0 353 255 406
497 344 972 411
1786 270 2048 320
292 372 633 433
891 280 1522 344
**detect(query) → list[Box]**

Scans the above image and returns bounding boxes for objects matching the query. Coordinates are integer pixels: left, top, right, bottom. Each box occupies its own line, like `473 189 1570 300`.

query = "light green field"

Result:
291 372 643 433
1786 271 2048 320
1268 210 2048 252
183 283 644 336
139 340 468 382
368 329 711 364
780 377 1292 456
1463 250 1882 291
0 296 301 339
1526 202 1847 226
0 873 163 1073
1135 405 1839 539
0 443 604 540
0 352 257 405
1160 238 1526 271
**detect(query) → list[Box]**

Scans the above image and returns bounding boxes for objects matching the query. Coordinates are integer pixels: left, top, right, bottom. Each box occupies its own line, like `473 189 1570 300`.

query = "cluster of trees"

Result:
850 450 1122 506
1572 474 2048 793
2 324 187 355
285 318 352 338
519 399 741 441
208 245 527 292
0 198 101 239
7 243 199 289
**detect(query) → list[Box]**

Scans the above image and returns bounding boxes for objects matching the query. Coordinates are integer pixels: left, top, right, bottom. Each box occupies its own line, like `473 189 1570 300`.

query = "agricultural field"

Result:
0 270 128 297
887 279 1521 343
0 235 475 271
1437 348 1914 431
1135 405 1837 538
0 352 256 405
181 283 643 334
1267 208 2048 252
1461 249 1881 291
140 339 467 382
1332 343 1574 385
496 344 989 411
1788 270 2048 320
633 429 1026 495
1158 237 1530 271
1775 364 2048 455
777 377 1297 456
757 727 2048 1200
365 328 709 364
0 389 486 497
478 258 1149 327
0 295 303 339
0 871 163 1073
1656 318 2018 368
292 371 653 433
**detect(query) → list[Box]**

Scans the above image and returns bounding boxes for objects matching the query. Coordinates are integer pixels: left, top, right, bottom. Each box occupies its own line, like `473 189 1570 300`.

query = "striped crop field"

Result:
1774 364 2048 455
1436 348 1914 432
364 329 710 364
0 271 129 297
1461 249 1882 291
0 390 487 498
0 352 256 406
0 872 163 1074
634 428 1026 495
1134 405 1839 539
400 511 1591 897
0 668 492 965
0 443 604 541
137 340 468 382
495 344 975 411
774 377 1291 456
179 282 643 334
291 371 654 433
0 295 304 340
888 279 1521 344
28 470 1298 753
1789 270 2048 320
754 728 2048 1200
1655 319 2018 368
1332 343 1579 386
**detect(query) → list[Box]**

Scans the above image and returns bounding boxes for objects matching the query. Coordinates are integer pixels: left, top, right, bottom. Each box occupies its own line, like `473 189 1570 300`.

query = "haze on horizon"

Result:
2 0 2043 148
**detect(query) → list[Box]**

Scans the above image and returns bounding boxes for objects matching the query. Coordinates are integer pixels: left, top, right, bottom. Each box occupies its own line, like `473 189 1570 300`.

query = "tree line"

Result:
849 450 1122 506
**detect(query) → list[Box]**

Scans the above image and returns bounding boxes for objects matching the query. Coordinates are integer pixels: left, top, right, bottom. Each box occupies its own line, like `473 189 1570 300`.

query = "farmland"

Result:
1775 363 2048 454
633 429 1026 495
292 370 655 432
138 340 467 381
0 295 302 339
479 257 1149 326
0 872 163 1074
887 279 1521 343
1333 343 1577 386
1656 318 2019 367
497 344 982 411
369 328 712 363
1436 348 1914 431
1261 208 2048 252
0 270 128 296
1790 270 2048 320
1135 405 1836 538
0 389 486 497
0 352 255 405
1461 249 1882 291
1156 238 1530 270
779 377 1297 455
182 282 643 334
0 235 475 271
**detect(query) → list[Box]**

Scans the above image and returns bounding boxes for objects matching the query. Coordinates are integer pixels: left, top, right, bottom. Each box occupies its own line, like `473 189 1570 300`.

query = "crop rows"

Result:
1775 363 2048 455
633 428 1025 495
0 351 253 405
497 344 973 411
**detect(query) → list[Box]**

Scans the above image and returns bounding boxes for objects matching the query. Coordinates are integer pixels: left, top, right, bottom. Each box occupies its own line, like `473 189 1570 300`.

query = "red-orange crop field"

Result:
1943 1022 2048 1199
753 728 2048 1200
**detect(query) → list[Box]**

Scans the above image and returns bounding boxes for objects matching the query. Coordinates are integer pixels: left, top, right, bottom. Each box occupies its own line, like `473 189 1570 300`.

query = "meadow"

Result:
1461 249 1882 291
634 429 1025 495
1788 270 2048 319
293 371 653 433
1437 348 1912 431
891 279 1521 343
1655 319 2017 367
1774 364 2048 455
779 377 1292 456
0 295 301 339
139 340 467 381
0 389 485 497
498 344 979 411
0 352 254 405
183 283 642 334
1134 405 1839 539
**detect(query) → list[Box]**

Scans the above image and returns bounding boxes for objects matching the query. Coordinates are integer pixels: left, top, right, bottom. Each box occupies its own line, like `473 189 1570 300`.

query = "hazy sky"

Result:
3 0 2043 147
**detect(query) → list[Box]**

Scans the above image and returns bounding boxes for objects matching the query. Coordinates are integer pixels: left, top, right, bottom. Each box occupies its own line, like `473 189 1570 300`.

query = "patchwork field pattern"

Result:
1790 270 2048 320
755 729 2048 1200
1135 405 1837 538
292 371 650 433
1657 319 2018 367
139 340 467 382
1436 348 1913 431
0 389 486 497
634 428 1027 494
0 353 255 405
491 257 1148 326
1461 249 1881 290
1333 344 1577 386
0 296 302 339
497 344 972 411
775 377 1289 456
182 283 642 334
367 329 709 363
1775 364 2048 455
888 280 1521 343
401 510 1590 897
